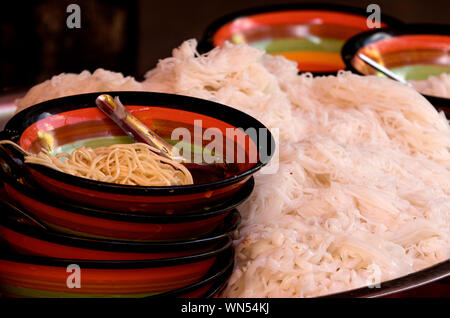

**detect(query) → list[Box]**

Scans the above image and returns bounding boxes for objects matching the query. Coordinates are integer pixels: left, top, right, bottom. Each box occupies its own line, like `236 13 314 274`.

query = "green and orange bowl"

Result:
0 154 248 241
341 23 450 112
0 91 274 214
199 3 402 75
0 237 234 298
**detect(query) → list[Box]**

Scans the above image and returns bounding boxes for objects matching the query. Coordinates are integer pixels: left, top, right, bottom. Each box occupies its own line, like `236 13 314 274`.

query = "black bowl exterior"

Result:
0 244 234 298
149 248 234 298
0 156 253 224
0 196 241 256
0 159 247 240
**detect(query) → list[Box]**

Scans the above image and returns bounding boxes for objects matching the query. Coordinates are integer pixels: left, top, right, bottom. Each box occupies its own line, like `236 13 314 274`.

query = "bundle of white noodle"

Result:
144 40 450 297
15 68 143 113
410 73 450 98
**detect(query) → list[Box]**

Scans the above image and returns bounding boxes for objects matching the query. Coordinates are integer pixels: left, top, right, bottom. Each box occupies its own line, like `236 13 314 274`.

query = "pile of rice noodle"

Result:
410 73 450 98
17 40 450 297
15 68 143 113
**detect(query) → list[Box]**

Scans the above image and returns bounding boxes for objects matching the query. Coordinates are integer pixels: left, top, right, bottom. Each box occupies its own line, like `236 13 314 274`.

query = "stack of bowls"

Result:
0 91 274 297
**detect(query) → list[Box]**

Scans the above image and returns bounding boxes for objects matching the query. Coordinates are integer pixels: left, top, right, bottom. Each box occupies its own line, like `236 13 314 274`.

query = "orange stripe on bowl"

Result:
0 226 212 260
273 51 345 71
20 106 247 152
0 258 215 293
361 35 450 55
214 10 388 46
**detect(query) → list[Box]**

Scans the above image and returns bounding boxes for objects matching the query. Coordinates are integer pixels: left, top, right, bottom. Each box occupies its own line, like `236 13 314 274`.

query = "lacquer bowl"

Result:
0 91 273 213
0 197 237 261
0 156 247 241
0 246 234 298
199 3 402 75
341 24 450 112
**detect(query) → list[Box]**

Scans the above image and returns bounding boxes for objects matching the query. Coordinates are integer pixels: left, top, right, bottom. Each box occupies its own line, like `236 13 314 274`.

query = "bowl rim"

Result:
198 2 403 76
0 156 253 223
0 198 241 251
2 91 274 195
0 236 233 268
341 23 450 110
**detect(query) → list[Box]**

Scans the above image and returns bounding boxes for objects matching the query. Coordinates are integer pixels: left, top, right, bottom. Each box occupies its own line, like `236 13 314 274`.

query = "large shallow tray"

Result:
0 89 448 298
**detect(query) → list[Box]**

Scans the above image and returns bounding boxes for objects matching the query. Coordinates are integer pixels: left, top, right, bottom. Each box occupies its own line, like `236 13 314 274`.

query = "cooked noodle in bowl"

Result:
0 141 193 186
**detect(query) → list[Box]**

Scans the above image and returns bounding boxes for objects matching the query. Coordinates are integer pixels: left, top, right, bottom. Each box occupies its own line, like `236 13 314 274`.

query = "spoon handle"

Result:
95 94 183 161
357 53 412 87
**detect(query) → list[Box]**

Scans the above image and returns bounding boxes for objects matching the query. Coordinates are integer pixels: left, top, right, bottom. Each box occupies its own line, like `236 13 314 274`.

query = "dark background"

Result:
1 0 449 90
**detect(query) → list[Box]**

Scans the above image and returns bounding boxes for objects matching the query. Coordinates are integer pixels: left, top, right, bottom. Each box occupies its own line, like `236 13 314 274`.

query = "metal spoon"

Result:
357 53 412 87
95 94 184 162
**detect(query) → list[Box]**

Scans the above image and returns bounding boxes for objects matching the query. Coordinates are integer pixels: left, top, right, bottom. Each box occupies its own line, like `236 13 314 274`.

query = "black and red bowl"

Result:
0 244 234 298
341 24 450 113
0 91 274 213
199 3 402 75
